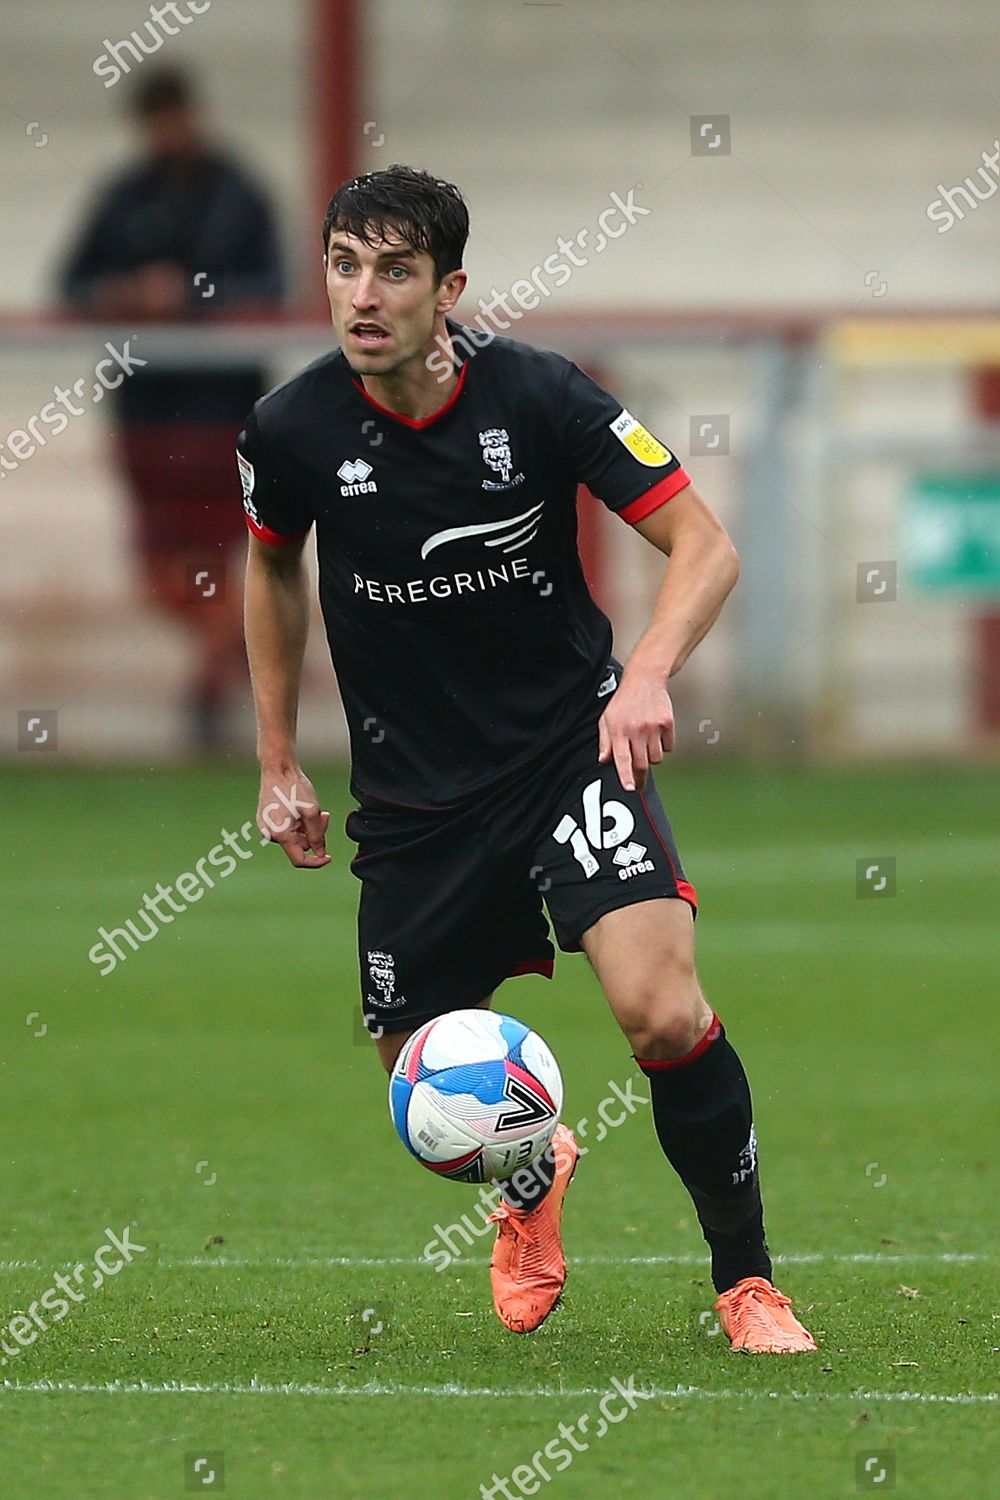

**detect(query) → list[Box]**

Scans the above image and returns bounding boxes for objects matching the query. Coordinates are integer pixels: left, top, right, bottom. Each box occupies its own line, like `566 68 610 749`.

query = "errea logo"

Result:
613 841 655 880
338 458 378 496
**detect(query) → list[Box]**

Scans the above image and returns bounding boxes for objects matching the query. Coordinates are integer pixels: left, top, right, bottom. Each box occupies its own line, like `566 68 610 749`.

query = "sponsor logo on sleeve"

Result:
609 409 674 467
237 451 261 525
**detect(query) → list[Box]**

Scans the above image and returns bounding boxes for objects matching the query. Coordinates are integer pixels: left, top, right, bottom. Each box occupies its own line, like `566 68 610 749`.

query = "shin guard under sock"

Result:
636 1014 772 1293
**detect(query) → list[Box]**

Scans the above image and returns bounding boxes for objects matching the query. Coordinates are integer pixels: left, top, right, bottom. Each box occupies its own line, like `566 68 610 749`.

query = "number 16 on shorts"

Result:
551 778 637 878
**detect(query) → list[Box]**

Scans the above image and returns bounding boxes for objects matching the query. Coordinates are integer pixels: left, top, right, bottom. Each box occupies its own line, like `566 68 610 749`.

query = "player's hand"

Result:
597 670 675 792
257 766 331 869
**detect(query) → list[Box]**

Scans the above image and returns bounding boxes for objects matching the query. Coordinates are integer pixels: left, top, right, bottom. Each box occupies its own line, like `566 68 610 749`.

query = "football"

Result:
388 1010 563 1183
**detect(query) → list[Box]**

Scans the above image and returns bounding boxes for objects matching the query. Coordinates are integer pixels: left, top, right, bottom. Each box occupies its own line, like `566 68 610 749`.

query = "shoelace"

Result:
725 1279 795 1335
725 1277 790 1303
488 1202 558 1277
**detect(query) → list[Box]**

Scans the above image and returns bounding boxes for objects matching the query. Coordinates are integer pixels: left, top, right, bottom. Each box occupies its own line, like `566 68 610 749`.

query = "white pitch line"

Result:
0 1251 990 1274
0 1378 994 1405
166 1251 991 1271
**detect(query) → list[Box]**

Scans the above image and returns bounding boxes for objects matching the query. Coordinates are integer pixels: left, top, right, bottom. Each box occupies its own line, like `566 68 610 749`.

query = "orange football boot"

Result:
714 1275 818 1353
488 1124 579 1333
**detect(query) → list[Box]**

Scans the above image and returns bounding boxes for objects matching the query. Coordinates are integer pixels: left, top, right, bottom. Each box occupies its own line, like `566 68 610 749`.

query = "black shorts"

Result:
346 692 697 1036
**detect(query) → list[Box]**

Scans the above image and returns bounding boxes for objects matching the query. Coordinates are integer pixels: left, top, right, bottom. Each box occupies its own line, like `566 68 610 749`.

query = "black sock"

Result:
498 1140 557 1213
636 1014 772 1294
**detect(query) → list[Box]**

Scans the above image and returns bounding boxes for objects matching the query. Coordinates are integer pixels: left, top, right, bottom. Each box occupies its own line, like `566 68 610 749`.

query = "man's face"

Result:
142 105 200 161
325 229 463 377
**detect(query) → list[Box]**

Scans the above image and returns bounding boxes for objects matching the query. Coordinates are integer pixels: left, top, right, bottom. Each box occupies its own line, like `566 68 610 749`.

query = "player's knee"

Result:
629 1013 706 1061
620 977 711 1062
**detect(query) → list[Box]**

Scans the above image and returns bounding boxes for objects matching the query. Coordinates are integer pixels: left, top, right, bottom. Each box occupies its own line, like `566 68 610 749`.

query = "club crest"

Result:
479 428 524 491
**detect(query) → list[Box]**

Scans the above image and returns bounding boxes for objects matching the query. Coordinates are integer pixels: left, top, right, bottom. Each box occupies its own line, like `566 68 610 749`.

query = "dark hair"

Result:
322 165 469 283
129 66 195 119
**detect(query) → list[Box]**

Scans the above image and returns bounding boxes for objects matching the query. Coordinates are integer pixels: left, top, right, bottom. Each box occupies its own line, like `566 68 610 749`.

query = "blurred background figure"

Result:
57 65 285 750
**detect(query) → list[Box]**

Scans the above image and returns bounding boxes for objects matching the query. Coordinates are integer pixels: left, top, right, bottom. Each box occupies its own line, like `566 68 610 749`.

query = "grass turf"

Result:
0 760 996 1498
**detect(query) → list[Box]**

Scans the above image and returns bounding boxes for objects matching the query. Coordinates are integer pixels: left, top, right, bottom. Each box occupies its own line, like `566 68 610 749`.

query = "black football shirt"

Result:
236 320 690 809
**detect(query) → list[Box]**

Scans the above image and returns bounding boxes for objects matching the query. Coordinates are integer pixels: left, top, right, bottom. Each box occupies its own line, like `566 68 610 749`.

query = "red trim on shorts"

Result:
638 788 698 913
618 469 691 525
508 956 555 980
352 359 469 430
244 512 308 549
635 1012 722 1071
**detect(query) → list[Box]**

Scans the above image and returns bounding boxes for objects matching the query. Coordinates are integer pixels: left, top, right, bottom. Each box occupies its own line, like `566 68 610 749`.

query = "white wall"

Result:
369 0 1000 314
2 0 998 312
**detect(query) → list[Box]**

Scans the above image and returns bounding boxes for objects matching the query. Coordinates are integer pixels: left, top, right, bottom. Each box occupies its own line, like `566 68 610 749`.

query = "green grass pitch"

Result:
0 760 996 1498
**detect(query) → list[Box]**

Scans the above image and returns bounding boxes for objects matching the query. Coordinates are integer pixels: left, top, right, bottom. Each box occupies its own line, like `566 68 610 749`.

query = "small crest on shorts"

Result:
367 949 404 1008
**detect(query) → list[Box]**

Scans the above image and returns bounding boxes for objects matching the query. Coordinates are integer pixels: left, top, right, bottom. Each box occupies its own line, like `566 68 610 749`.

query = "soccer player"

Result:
240 166 816 1354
